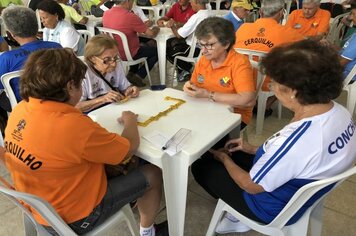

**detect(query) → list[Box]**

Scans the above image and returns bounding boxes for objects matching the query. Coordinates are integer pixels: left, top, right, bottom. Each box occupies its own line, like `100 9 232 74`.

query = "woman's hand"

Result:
209 149 231 163
166 19 175 28
117 111 137 125
225 138 258 154
183 81 209 98
124 86 139 98
102 90 125 103
157 19 165 27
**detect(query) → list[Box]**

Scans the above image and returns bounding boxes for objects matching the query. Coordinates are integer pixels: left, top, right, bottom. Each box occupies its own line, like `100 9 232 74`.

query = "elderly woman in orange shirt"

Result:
183 17 256 130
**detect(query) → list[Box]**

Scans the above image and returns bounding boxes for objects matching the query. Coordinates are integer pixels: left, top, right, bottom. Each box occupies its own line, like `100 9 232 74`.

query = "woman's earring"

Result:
290 96 295 99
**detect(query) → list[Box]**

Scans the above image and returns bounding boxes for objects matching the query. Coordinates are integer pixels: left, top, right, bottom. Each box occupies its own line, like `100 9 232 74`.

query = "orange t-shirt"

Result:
285 9 331 37
234 18 304 90
4 98 130 225
191 49 255 124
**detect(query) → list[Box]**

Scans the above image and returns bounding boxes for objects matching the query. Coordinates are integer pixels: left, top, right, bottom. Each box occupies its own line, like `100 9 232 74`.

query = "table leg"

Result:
156 38 167 85
161 153 190 236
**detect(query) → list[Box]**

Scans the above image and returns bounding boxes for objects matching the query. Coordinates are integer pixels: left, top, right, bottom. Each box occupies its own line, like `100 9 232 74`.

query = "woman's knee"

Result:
140 164 162 189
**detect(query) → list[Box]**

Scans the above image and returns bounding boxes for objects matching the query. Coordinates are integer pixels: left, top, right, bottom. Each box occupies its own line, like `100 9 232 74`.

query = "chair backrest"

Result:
326 12 349 46
0 184 77 236
268 165 356 228
0 70 23 110
78 29 93 44
234 48 267 93
282 0 292 24
96 27 134 61
187 35 198 58
343 64 356 88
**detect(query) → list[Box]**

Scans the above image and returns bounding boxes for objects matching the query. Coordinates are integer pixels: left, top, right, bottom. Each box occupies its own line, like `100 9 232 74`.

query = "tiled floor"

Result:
0 76 355 236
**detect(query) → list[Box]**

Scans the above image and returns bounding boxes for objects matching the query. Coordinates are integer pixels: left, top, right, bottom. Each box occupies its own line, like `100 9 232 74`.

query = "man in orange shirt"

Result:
234 0 304 114
286 0 331 38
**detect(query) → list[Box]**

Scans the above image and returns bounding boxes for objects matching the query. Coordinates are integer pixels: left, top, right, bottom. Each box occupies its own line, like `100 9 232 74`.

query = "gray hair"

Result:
2 6 38 38
260 0 284 17
302 0 321 5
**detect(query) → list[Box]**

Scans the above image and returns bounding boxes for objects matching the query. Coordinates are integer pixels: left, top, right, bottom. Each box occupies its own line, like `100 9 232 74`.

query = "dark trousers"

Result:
191 150 262 222
131 46 158 79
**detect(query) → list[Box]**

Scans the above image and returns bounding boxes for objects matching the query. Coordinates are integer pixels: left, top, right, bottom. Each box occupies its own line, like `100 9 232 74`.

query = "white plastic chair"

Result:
326 12 349 46
78 0 93 16
206 165 356 236
97 27 152 86
172 36 200 87
282 0 293 25
235 48 282 135
342 64 356 115
78 29 93 44
0 183 139 236
0 70 22 110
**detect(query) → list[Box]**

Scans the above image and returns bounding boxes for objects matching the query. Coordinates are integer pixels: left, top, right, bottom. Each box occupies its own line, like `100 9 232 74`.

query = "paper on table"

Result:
142 130 189 156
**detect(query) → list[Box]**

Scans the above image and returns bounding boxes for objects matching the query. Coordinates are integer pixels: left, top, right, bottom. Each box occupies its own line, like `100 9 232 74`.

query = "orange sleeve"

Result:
318 10 331 34
232 54 255 93
285 11 297 29
83 122 130 165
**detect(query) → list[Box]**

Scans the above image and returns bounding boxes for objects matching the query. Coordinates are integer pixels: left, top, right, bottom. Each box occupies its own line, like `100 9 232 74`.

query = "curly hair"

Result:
195 17 235 51
37 0 65 21
20 48 87 102
261 40 343 105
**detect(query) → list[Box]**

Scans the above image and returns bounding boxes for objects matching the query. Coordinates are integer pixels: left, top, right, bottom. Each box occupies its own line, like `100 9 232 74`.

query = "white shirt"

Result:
177 9 212 46
250 102 356 192
81 62 131 101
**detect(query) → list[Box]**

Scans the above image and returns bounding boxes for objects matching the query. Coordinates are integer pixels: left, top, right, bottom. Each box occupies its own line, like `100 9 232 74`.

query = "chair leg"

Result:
143 61 152 86
23 214 38 236
121 204 139 236
256 94 268 135
206 199 226 236
309 201 324 236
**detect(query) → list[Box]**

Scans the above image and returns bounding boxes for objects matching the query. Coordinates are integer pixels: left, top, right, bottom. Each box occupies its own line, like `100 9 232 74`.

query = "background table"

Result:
88 88 241 236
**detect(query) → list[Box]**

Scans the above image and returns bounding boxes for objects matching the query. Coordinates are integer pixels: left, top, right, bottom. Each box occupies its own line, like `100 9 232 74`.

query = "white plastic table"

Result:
88 88 241 236
152 27 174 85
85 15 102 36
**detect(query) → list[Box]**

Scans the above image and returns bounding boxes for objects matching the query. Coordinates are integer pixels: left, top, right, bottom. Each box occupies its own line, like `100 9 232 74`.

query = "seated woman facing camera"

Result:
183 17 256 130
76 35 139 112
192 40 356 234
3 49 168 236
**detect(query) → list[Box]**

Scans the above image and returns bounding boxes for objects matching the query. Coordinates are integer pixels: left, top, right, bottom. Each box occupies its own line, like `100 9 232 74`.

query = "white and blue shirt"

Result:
340 33 356 82
244 102 356 224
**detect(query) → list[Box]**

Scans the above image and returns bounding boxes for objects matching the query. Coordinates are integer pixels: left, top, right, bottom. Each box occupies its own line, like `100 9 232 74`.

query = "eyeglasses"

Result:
95 55 121 65
197 41 219 50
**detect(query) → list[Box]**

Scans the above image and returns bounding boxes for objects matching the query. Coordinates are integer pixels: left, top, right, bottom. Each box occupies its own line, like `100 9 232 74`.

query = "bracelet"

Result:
209 92 215 102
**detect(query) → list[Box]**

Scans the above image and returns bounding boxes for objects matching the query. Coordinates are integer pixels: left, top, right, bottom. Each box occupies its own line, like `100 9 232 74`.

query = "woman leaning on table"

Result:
3 48 167 236
183 17 256 130
75 34 139 112
192 40 356 234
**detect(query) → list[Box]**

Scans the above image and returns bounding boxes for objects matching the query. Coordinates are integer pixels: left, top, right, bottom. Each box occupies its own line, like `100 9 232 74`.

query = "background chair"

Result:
172 36 200 87
78 29 93 44
235 48 282 135
97 27 152 86
1 70 22 110
342 64 356 116
326 12 349 46
206 165 356 236
0 183 139 236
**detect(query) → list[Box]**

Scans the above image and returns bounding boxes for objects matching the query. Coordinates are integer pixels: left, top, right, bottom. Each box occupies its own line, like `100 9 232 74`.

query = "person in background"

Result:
192 39 356 235
223 0 253 32
286 0 330 39
340 1 356 82
157 0 196 28
37 0 85 55
4 48 168 236
0 0 23 14
166 0 212 83
234 0 304 116
76 35 139 112
103 0 160 87
56 0 88 26
183 17 256 130
0 36 9 52
0 6 61 108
